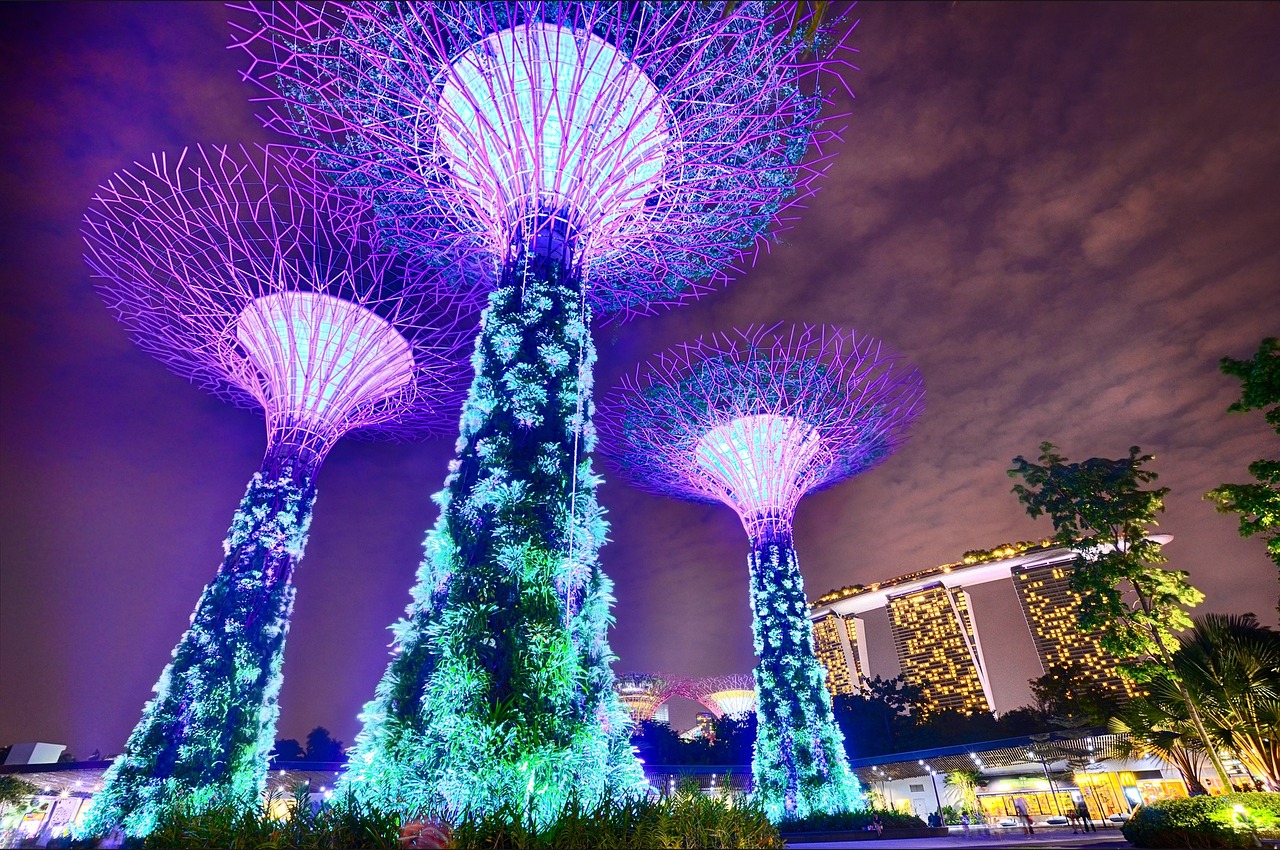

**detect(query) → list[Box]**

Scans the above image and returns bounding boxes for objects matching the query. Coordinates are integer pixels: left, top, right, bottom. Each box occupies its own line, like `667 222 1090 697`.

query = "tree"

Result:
1109 674 1211 794
303 727 344 763
270 738 305 762
1008 442 1229 787
0 776 37 815
1206 338 1280 600
1028 662 1124 726
1173 613 1280 789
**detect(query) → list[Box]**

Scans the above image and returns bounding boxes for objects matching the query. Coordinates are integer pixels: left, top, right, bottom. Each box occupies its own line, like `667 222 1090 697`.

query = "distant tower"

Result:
76 145 471 839
238 1 852 819
681 675 759 720
600 325 923 820
614 673 684 727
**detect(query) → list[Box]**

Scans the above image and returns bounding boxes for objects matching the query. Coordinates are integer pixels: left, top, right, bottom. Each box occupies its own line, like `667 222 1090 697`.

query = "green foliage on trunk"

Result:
341 253 643 823
78 460 316 839
748 533 863 821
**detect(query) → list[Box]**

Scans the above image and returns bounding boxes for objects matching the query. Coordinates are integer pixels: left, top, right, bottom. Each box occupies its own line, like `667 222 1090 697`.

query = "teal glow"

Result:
437 22 670 248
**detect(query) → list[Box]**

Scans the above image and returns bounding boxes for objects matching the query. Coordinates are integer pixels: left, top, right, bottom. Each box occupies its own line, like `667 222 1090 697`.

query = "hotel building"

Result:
808 537 1164 714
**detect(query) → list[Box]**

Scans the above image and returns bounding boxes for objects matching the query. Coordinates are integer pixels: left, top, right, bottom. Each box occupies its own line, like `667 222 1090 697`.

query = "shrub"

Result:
776 807 926 833
449 783 781 849
137 788 401 849
1121 792 1280 849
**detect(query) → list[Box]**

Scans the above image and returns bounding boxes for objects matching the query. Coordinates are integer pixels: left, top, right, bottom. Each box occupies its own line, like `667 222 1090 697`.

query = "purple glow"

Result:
614 672 684 725
680 674 758 720
600 324 925 538
83 144 476 458
234 1 853 317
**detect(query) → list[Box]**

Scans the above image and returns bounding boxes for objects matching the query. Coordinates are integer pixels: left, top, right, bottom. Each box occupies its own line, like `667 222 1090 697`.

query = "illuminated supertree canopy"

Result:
613 672 684 726
74 144 473 839
680 675 758 720
234 1 854 822
600 324 924 821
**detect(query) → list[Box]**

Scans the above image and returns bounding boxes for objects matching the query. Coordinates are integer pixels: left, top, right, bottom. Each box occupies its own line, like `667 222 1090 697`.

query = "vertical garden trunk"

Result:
342 226 643 821
79 446 318 839
748 524 864 821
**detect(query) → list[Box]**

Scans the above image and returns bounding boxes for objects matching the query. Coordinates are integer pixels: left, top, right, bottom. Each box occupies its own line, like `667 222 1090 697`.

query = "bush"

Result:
138 789 401 849
1121 792 1280 849
776 807 926 834
449 783 781 849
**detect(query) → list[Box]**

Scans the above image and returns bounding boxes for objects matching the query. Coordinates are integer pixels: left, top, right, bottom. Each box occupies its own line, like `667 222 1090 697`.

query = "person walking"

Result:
1076 798 1096 833
1013 797 1035 836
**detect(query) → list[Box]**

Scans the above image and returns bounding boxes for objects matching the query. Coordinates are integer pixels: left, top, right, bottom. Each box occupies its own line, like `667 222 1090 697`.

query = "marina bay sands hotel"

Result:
808 538 1160 714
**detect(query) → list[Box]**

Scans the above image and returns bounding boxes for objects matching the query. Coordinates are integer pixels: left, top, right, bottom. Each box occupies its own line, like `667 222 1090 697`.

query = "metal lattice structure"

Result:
227 1 856 822
599 324 923 820
76 143 475 839
600 324 924 539
614 672 685 725
680 675 758 719
85 143 476 460
233 0 853 318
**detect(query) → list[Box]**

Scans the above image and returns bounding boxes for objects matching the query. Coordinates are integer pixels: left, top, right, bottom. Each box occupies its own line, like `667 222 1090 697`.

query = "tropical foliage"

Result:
449 782 782 849
1121 792 1280 849
1008 442 1229 786
139 789 400 849
1206 337 1280 602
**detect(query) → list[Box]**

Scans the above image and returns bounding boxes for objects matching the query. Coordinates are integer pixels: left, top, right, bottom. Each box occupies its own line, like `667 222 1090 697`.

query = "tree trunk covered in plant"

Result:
78 450 317 839
341 237 643 822
747 526 863 821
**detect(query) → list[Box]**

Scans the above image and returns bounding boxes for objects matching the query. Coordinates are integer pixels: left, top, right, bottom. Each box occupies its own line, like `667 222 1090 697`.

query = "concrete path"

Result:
788 826 1132 849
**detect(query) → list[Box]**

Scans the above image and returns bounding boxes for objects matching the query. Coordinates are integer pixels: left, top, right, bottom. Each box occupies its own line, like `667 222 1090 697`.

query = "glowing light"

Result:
695 414 824 535
704 689 758 719
234 292 416 439
438 23 669 247
602 324 919 821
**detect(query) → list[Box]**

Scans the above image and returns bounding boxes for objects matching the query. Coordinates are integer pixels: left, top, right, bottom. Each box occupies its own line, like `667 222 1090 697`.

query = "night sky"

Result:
2 2 1277 757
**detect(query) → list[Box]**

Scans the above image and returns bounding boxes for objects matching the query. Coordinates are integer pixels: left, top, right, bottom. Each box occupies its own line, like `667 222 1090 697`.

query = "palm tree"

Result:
1108 683 1211 795
1174 613 1280 789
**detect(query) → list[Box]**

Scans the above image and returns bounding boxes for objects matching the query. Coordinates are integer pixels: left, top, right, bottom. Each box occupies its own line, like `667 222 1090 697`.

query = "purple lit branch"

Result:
83 144 476 459
600 324 925 539
678 674 758 720
234 1 855 318
614 672 685 725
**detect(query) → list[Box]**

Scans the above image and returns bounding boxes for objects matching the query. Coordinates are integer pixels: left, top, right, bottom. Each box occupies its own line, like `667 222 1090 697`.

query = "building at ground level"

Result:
808 538 1166 713
7 727 1252 845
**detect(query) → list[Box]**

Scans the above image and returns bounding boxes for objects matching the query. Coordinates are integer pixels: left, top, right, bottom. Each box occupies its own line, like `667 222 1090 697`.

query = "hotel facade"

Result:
809 538 1157 714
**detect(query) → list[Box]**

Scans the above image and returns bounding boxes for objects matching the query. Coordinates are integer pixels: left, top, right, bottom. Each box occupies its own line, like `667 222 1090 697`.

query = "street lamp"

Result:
921 761 944 822
1027 748 1064 816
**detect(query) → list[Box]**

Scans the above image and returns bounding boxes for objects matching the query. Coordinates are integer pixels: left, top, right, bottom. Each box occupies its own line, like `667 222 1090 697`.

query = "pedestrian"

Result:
961 812 971 835
1013 796 1035 836
1076 798 1096 833
872 813 884 837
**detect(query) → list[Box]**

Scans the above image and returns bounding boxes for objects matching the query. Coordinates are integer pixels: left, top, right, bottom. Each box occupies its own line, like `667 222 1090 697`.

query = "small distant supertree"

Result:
237 1 854 820
614 672 684 726
75 145 472 839
599 324 924 821
681 675 758 720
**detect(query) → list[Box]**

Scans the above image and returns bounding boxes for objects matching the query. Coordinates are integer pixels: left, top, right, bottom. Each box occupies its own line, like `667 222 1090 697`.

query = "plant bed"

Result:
1122 792 1280 849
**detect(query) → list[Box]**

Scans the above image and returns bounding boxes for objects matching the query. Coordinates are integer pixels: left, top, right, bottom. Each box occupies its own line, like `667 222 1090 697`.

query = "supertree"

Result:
234 1 855 820
681 675 758 720
598 324 924 821
613 672 684 726
75 144 474 839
